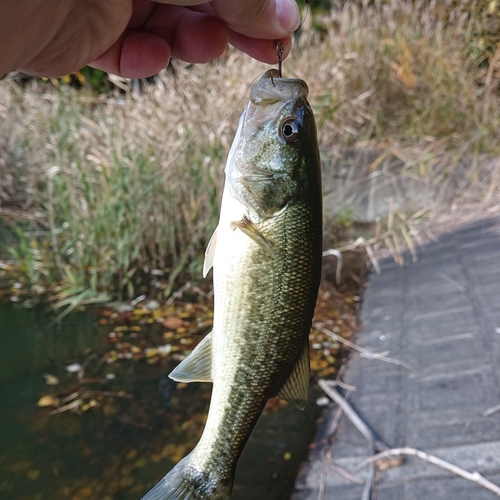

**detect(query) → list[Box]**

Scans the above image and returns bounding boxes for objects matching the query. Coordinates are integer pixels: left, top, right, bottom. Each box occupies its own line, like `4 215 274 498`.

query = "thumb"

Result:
210 0 300 39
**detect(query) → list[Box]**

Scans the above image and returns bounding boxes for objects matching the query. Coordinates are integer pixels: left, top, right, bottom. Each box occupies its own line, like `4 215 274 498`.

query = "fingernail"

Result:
276 0 300 32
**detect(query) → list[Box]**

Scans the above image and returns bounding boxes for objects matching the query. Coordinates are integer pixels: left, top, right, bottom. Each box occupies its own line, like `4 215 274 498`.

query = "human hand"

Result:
1 0 299 79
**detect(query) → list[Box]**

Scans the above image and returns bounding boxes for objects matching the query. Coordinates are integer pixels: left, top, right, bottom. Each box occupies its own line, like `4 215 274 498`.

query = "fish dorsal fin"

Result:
231 218 275 258
169 332 213 383
276 342 310 410
203 228 218 278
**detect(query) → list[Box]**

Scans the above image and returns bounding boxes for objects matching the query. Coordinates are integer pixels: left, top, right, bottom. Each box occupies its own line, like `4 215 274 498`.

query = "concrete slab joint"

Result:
293 217 500 500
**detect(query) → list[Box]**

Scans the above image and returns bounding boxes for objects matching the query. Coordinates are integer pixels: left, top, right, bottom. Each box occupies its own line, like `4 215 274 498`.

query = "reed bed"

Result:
1 0 499 304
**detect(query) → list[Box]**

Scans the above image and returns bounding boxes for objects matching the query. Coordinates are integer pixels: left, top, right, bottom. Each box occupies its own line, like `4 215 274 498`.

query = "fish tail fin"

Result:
140 452 233 500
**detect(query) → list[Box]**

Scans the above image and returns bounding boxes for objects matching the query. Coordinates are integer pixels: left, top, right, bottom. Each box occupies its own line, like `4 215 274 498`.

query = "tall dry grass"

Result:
1 0 499 303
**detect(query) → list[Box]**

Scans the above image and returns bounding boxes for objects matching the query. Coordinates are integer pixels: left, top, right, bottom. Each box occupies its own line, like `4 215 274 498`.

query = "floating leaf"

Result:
65 363 82 373
37 395 57 407
9 460 31 473
162 316 186 329
27 469 40 480
44 374 60 386
158 344 172 356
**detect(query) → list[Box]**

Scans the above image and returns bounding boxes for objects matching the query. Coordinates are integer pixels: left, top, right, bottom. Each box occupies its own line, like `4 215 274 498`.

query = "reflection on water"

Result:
0 303 320 500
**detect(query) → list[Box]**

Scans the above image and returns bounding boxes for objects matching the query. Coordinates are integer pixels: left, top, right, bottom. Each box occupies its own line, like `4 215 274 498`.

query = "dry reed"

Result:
0 0 499 302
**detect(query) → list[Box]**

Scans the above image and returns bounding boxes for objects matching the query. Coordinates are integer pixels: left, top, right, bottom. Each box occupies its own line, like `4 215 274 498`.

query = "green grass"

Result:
1 0 499 306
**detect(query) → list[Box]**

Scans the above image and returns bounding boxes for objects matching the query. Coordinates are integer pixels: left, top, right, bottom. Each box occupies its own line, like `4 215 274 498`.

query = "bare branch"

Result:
358 447 500 497
315 324 415 372
439 272 466 292
483 404 500 417
320 381 500 498
319 380 385 500
318 380 388 453
323 249 343 284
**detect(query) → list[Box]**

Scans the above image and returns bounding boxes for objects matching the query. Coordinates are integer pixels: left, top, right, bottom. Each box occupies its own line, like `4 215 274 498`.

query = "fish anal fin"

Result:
277 343 310 410
203 228 218 278
169 332 213 383
231 217 275 258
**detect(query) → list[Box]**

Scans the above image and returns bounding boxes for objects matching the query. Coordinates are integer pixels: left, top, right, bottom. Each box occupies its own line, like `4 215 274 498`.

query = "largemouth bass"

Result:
142 69 322 500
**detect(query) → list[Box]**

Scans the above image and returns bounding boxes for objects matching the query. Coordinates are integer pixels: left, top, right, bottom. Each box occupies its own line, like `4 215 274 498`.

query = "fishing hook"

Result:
276 40 284 78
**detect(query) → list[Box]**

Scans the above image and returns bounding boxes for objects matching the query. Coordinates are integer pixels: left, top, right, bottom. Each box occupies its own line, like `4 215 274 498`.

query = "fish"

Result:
141 68 322 500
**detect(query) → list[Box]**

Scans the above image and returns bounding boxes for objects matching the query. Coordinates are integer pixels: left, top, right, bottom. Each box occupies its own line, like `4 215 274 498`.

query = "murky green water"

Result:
0 303 320 500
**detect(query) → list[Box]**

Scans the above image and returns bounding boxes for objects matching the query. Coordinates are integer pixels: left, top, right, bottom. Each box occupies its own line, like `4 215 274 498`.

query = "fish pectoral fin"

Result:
276 342 310 410
231 218 275 258
203 227 218 278
169 332 213 383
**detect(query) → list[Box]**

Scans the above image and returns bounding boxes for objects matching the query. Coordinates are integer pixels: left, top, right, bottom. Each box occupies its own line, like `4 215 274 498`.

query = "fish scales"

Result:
142 69 322 500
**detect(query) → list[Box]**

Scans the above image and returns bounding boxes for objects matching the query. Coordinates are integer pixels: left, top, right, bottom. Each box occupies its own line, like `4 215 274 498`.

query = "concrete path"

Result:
293 217 500 499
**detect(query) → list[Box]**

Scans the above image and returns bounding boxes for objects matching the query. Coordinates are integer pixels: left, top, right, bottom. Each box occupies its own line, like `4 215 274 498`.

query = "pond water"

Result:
0 302 321 500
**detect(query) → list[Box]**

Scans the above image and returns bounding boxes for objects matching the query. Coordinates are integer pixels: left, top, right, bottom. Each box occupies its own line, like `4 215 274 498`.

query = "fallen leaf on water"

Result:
81 399 98 412
65 363 82 373
120 476 135 488
144 348 158 358
162 316 186 329
9 460 31 473
44 374 60 386
134 458 147 469
73 486 93 499
37 395 57 407
27 469 40 480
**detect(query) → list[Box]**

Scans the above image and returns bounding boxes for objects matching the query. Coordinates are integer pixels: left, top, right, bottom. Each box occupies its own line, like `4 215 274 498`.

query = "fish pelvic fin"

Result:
277 341 310 410
141 453 233 500
169 332 213 383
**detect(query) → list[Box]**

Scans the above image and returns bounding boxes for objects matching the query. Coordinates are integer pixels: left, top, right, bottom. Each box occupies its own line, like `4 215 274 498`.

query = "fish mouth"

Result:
250 69 309 106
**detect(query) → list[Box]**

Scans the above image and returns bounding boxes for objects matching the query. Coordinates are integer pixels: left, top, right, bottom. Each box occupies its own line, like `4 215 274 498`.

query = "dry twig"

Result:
483 404 500 417
322 249 343 284
319 381 387 500
320 381 500 498
315 324 415 372
358 447 500 497
318 381 388 453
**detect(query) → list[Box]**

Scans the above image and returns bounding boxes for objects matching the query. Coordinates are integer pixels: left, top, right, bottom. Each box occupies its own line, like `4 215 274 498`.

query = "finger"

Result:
90 6 228 78
144 6 228 63
228 33 292 65
210 0 300 39
152 0 211 5
91 31 171 78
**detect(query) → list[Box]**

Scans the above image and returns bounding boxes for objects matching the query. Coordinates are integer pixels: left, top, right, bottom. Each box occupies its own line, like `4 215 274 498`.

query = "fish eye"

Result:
280 118 299 143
